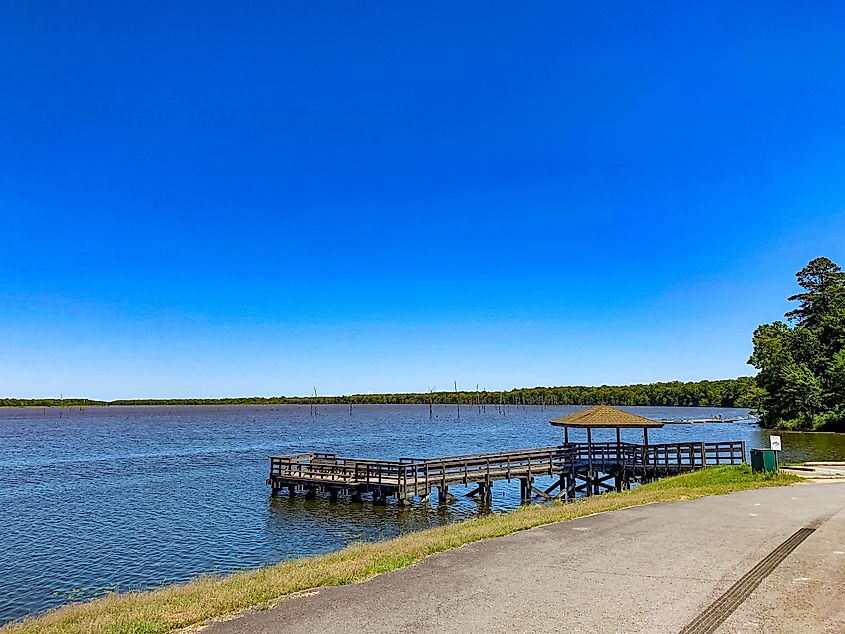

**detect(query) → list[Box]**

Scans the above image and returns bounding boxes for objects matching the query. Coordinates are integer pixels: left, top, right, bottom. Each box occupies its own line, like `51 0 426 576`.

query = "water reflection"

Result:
266 492 459 548
758 430 845 463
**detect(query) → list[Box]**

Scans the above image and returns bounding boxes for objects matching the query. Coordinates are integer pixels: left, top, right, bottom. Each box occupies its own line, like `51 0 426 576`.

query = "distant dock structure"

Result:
267 405 746 505
657 414 748 424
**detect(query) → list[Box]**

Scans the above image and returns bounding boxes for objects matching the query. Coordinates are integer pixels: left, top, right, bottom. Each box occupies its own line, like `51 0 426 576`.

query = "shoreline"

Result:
0 403 751 408
1 466 799 634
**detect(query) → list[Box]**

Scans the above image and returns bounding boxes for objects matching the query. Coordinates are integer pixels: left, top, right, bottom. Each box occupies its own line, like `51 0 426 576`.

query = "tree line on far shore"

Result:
0 377 760 409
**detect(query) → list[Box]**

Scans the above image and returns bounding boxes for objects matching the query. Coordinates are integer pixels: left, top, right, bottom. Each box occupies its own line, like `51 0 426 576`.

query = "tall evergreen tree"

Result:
785 257 845 328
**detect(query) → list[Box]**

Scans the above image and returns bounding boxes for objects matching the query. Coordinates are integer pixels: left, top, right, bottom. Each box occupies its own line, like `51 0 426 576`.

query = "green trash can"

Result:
750 448 778 473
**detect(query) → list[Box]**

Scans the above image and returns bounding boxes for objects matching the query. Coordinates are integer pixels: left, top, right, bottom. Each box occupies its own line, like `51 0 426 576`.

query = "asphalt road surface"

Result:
205 482 845 634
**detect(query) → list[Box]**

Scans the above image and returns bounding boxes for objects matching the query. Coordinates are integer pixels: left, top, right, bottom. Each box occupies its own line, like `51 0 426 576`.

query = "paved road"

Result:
205 482 845 634
781 462 845 479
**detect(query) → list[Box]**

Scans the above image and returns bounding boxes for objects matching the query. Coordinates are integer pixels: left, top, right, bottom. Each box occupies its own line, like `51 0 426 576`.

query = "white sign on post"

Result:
770 435 782 451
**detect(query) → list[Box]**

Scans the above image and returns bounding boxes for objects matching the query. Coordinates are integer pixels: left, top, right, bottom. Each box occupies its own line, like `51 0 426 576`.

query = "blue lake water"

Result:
2 403 843 623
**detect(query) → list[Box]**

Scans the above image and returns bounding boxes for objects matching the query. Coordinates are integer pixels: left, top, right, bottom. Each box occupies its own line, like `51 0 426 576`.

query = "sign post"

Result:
770 435 781 469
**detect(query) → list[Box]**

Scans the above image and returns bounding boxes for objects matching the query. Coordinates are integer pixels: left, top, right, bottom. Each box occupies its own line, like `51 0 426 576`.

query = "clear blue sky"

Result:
2 2 844 399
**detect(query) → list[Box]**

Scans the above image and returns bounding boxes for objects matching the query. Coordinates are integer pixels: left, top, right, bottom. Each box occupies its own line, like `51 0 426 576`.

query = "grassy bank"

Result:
3 466 799 634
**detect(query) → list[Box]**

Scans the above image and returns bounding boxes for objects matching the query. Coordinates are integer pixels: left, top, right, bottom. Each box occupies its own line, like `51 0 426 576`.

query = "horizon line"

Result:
0 375 754 402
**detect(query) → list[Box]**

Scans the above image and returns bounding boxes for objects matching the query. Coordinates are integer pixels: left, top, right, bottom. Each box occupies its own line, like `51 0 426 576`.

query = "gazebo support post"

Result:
587 426 593 497
616 427 621 460
564 426 569 445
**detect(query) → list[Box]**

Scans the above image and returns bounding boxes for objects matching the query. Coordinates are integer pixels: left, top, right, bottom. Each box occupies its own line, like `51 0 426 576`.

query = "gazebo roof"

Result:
550 405 665 429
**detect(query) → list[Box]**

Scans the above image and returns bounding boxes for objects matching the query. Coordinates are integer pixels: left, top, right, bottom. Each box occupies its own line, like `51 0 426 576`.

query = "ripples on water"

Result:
2 403 843 623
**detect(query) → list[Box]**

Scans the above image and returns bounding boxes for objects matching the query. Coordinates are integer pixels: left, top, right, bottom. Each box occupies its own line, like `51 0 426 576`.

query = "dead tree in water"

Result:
427 386 436 418
455 381 460 419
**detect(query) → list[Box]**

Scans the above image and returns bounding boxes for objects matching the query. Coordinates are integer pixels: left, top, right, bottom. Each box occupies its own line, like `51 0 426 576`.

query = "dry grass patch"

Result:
2 466 800 634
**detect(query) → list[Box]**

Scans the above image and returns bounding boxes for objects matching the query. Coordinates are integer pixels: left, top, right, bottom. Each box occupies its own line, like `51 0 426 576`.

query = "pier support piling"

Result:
473 482 492 504
437 486 456 504
519 478 533 503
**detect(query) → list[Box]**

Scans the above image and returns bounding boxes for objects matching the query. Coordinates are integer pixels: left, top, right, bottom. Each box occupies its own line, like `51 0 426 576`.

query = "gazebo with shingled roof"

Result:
550 405 667 496
550 404 664 448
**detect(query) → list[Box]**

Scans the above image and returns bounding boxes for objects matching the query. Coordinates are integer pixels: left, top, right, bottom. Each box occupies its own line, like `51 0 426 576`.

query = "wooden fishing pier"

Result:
267 439 746 505
268 404 747 505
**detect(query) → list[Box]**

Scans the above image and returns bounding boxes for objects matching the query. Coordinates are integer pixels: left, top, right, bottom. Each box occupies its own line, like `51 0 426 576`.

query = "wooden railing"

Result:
270 454 418 485
704 441 746 465
271 447 573 490
405 446 572 491
562 440 745 470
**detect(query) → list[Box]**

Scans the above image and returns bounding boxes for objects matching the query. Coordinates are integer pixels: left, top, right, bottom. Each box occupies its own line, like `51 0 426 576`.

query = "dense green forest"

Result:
1 377 759 409
0 398 105 408
749 257 845 431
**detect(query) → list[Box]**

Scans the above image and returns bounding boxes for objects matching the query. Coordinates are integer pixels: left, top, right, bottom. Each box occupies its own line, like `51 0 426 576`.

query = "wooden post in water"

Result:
519 478 530 503
475 482 492 503
438 486 451 504
428 386 434 419
455 381 460 419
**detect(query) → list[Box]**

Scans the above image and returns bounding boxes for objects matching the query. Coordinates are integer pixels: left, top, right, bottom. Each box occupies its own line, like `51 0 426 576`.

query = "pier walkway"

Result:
268 440 746 504
209 482 845 634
